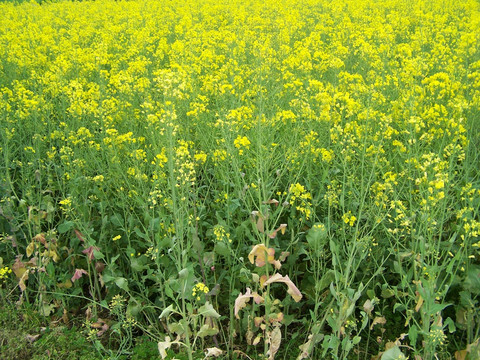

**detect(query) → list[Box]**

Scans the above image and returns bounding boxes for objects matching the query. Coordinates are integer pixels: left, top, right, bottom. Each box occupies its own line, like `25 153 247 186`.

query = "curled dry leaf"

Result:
279 251 290 262
85 307 92 321
17 270 29 291
415 294 424 312
246 330 254 345
263 273 302 302
91 319 109 336
363 299 374 316
268 224 287 239
33 233 46 245
266 326 281 360
234 288 264 318
248 244 281 269
74 229 85 243
204 347 223 357
95 261 105 273
370 316 387 330
262 199 279 205
71 268 88 283
25 334 41 343
158 336 172 359
82 246 99 262
256 216 265 233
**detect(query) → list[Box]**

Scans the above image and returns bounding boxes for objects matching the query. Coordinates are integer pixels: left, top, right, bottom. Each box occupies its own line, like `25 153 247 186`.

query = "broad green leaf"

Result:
164 282 174 299
197 324 218 338
114 277 129 291
127 301 142 317
214 241 230 257
316 270 335 293
133 227 148 239
198 301 221 319
381 346 406 360
306 223 328 251
408 324 418 347
57 221 74 234
110 213 123 227
444 317 456 333
465 265 480 295
131 255 147 271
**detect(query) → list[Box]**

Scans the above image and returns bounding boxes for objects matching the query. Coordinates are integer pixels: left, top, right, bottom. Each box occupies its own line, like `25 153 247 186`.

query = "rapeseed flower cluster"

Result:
192 282 209 301
0 266 12 283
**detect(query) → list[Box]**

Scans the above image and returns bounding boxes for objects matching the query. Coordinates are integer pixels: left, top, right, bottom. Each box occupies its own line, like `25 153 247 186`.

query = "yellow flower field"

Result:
1 0 480 358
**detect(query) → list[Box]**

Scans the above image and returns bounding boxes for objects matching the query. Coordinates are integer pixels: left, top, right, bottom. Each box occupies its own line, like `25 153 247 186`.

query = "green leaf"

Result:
198 301 221 319
127 301 142 317
444 317 456 333
114 277 129 291
214 241 230 256
110 213 123 227
131 255 147 271
316 270 336 293
164 282 174 299
197 324 218 338
429 302 451 315
393 302 405 313
57 221 74 233
40 302 55 317
169 322 187 336
93 249 105 260
381 346 406 360
465 265 480 295
134 227 148 240
160 304 175 319
408 324 418 347
101 272 115 284
306 223 328 251
381 288 395 299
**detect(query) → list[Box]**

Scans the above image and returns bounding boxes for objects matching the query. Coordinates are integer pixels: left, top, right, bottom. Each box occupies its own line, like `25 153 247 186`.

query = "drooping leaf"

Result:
204 347 223 357
263 273 302 302
235 288 263 318
158 336 173 359
71 268 88 283
82 246 99 262
380 346 407 360
198 301 221 319
25 334 41 343
160 304 176 319
12 256 27 279
248 244 281 269
256 216 264 233
197 324 219 338
363 299 374 316
267 326 281 360
26 242 35 257
370 316 386 330
235 288 252 318
74 229 85 243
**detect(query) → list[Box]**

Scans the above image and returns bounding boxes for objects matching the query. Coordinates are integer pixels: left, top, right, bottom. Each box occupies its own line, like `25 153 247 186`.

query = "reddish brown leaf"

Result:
82 246 99 262
33 233 46 245
74 229 85 243
71 268 88 283
95 262 105 273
